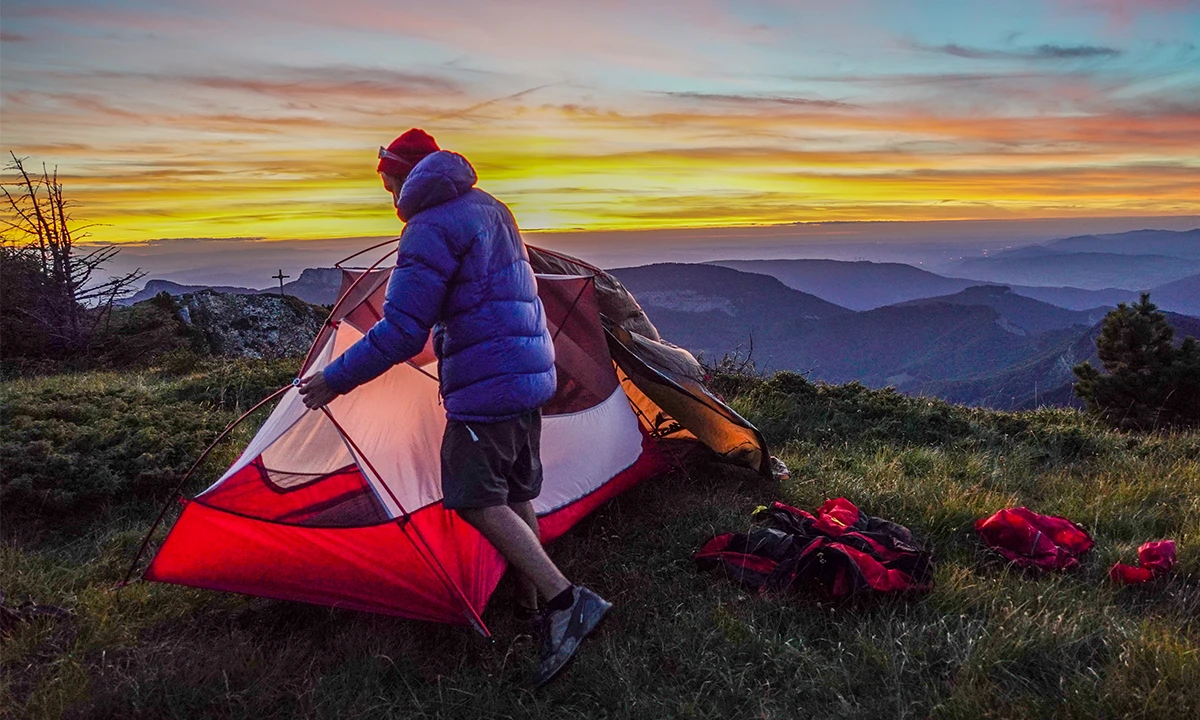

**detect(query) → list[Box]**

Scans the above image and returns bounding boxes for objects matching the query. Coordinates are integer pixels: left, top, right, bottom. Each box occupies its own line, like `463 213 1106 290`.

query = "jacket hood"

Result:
396 151 478 222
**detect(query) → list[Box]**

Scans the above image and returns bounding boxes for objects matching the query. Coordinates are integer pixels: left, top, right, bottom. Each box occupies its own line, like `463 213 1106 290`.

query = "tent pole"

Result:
320 406 492 637
549 276 593 344
119 383 292 587
299 248 399 375
334 237 401 268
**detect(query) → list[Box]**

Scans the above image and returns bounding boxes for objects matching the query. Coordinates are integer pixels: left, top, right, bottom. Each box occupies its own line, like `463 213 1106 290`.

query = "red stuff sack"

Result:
1110 539 1176 585
974 507 1094 571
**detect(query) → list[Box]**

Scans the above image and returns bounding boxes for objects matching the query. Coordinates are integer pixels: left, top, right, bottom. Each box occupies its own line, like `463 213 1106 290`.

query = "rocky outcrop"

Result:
176 290 326 359
121 279 259 306
123 267 345 308
275 267 342 305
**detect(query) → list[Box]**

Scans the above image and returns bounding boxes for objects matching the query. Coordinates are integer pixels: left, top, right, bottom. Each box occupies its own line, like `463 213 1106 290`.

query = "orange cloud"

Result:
4 2 1197 241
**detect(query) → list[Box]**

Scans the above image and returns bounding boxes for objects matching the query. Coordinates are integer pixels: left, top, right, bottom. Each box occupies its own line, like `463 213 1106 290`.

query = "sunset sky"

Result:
2 0 1199 244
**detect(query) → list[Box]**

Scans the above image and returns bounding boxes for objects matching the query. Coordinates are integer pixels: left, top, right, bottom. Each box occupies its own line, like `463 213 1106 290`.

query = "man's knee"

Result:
456 505 487 524
456 504 506 528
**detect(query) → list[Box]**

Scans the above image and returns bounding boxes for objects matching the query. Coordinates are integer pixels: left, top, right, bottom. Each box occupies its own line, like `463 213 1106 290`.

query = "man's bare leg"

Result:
508 500 542 611
458 505 570 602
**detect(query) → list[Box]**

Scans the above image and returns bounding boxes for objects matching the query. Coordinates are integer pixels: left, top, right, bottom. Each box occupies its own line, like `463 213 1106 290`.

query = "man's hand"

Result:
298 370 339 410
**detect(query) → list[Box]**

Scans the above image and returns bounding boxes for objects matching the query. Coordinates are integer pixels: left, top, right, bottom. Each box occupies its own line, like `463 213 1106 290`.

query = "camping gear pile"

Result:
695 499 933 598
698 502 1178 600
131 245 773 636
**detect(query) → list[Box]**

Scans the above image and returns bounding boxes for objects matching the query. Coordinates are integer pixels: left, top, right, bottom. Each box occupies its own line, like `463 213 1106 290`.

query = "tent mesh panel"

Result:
198 461 391 528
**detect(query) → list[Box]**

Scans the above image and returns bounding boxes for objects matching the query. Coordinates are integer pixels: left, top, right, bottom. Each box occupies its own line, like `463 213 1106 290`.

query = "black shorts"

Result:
440 410 543 510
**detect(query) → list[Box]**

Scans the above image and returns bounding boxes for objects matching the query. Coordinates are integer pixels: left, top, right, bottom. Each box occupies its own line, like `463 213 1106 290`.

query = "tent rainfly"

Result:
137 244 770 636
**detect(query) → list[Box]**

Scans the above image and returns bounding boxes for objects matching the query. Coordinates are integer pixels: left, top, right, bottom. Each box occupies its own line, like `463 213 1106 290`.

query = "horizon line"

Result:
77 214 1200 246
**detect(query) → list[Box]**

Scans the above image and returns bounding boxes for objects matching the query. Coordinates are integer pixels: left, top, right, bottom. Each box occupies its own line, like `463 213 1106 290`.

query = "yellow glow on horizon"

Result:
15 96 1200 243
5 0 1199 244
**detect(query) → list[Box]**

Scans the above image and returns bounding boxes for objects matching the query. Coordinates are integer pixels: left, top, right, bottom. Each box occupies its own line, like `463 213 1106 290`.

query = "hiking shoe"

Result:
533 585 611 687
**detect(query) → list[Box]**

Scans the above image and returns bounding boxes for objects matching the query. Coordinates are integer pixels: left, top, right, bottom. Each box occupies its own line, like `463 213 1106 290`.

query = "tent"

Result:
139 243 770 635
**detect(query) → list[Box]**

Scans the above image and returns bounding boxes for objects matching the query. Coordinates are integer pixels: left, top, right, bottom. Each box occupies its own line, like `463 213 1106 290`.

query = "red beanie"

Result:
377 128 439 176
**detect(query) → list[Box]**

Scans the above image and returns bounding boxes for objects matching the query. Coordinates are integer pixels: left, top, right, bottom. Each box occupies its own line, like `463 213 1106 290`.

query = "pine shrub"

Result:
1073 294 1200 430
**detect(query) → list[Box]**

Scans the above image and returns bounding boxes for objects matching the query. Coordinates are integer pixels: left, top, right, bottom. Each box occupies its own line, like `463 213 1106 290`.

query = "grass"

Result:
2 364 1198 719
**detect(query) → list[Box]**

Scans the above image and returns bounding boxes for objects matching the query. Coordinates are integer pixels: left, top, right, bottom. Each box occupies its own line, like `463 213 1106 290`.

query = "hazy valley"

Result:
118 228 1200 411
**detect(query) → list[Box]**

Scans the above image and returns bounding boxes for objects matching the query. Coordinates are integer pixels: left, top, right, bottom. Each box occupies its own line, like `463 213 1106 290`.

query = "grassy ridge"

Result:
2 365 1198 719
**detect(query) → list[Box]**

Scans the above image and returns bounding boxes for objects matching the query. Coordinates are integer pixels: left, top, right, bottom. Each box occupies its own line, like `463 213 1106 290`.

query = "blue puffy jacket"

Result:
323 151 557 422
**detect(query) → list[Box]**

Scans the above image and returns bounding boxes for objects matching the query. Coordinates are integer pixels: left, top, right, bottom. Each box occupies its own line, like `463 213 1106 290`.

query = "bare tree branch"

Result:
3 153 144 357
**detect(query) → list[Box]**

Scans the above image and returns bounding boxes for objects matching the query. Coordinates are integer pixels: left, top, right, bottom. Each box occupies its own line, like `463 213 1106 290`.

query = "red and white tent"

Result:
141 245 769 635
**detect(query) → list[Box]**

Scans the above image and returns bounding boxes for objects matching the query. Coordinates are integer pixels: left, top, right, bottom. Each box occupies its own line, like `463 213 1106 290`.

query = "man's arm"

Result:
302 222 454 406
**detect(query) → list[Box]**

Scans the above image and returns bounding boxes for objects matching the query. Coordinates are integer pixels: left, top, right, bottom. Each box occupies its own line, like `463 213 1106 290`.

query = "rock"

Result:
122 279 260 306
123 267 345 308
273 268 342 305
176 290 326 359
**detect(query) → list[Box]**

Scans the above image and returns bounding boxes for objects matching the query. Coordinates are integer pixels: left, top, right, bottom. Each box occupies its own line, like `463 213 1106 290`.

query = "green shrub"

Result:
1074 294 1200 430
734 371 978 448
0 360 294 521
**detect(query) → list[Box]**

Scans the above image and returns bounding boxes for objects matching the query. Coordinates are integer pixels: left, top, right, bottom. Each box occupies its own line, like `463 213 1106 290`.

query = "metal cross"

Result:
272 269 290 296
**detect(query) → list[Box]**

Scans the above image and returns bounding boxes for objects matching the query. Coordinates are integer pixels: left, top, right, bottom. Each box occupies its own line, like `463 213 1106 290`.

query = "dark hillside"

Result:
608 263 849 362
611 263 849 319
1006 285 1134 311
1149 274 1200 318
784 303 1068 388
925 312 1200 410
892 285 1106 335
709 258 977 310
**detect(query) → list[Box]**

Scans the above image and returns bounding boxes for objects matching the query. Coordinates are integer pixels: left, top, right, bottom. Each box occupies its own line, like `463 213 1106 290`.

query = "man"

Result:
298 129 609 685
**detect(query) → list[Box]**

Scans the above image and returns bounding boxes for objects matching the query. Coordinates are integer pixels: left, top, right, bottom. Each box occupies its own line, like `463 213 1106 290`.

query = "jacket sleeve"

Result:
323 222 455 395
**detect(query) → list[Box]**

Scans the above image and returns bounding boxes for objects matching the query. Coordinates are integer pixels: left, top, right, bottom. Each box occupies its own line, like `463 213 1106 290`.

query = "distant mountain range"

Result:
709 259 972 311
950 252 1200 291
120 227 1199 410
710 257 1198 313
1032 228 1200 258
609 264 848 363
609 261 1200 410
122 268 342 306
948 228 1200 290
893 285 1107 335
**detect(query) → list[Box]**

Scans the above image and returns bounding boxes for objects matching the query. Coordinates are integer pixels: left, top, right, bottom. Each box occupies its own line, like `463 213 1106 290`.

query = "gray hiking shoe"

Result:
533 585 611 687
